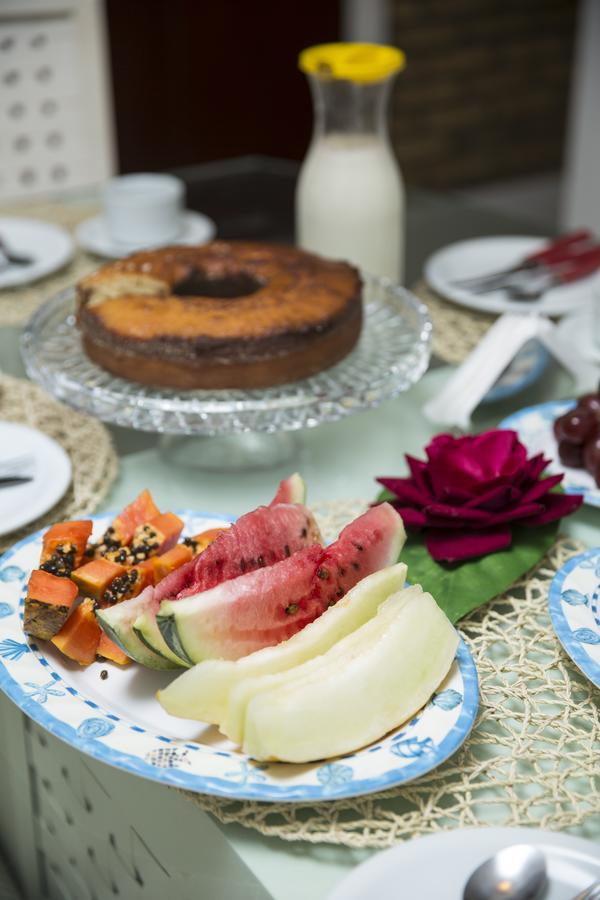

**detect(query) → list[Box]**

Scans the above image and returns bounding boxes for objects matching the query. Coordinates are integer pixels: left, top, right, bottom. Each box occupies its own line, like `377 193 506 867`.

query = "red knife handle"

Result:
556 246 600 283
525 229 594 265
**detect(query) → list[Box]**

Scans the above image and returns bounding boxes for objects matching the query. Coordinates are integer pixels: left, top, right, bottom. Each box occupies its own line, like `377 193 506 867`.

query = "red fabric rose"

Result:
377 430 582 563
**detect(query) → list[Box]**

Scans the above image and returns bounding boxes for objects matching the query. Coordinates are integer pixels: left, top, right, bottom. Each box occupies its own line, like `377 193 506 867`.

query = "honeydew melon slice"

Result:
96 588 180 671
157 562 407 724
223 583 422 745
240 589 459 762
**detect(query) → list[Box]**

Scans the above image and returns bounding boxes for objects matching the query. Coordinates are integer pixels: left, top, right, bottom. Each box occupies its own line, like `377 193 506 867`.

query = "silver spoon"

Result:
463 844 548 900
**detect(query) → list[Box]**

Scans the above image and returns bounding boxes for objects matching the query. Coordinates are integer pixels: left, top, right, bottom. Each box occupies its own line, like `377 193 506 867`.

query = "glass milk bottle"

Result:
296 43 405 282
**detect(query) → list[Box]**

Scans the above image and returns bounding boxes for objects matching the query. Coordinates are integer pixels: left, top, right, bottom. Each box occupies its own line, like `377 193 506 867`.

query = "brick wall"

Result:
390 0 578 188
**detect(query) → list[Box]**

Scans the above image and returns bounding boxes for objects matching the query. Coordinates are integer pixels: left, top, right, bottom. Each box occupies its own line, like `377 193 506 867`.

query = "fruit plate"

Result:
20 277 431 436
0 512 479 803
548 549 600 688
500 400 600 507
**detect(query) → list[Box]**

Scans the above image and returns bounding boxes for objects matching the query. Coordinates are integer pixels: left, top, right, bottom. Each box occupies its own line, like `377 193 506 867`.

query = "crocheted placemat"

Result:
183 500 599 847
413 279 496 365
0 201 99 327
0 373 118 554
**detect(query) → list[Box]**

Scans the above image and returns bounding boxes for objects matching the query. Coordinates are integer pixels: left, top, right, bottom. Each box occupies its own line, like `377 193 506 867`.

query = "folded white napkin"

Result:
423 314 597 430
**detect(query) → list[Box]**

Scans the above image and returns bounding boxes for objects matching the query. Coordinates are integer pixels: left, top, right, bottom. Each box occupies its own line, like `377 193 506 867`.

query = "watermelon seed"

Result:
338 566 346 576
285 603 299 615
353 542 364 552
100 670 108 680
317 567 329 580
301 528 308 538
257 555 265 567
240 558 247 573
336 587 345 598
352 561 360 570
284 544 291 557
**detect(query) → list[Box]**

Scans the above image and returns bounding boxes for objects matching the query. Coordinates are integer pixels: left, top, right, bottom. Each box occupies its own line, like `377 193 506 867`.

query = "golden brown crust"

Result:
77 241 363 389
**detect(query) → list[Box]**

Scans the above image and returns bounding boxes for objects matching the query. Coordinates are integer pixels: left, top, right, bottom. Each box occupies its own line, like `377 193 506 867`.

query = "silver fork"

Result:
0 454 35 477
573 883 600 900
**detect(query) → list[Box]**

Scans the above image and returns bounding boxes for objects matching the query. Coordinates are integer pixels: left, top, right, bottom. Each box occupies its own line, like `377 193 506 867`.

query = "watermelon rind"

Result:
132 609 191 667
157 562 408 724
96 589 181 671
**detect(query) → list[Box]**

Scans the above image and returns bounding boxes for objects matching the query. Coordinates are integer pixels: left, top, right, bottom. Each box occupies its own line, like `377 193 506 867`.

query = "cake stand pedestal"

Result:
159 432 299 471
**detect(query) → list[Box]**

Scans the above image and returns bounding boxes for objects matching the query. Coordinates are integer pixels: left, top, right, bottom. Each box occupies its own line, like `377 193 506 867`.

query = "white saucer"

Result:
76 210 217 258
0 218 74 289
0 422 71 537
425 236 596 317
329 827 600 900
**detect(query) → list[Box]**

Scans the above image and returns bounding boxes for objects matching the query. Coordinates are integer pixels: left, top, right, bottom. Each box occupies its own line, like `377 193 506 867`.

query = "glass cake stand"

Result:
21 276 431 470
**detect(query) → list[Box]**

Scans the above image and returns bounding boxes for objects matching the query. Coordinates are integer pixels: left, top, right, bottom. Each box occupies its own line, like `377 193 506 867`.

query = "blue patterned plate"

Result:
548 549 600 688
483 340 549 404
500 399 600 507
0 513 479 802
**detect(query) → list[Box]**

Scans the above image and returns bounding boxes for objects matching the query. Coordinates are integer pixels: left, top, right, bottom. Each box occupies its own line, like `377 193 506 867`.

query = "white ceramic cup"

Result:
103 173 185 246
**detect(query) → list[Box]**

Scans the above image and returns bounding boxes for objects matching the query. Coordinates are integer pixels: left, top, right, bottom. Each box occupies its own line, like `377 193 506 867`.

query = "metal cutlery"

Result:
451 229 600 299
573 883 600 900
0 235 34 270
0 476 33 488
0 454 35 478
462 844 547 899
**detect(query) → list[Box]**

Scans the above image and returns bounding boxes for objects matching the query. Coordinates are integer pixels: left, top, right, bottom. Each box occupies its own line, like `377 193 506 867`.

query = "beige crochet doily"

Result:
0 373 118 553
413 279 496 365
183 501 600 847
0 201 99 327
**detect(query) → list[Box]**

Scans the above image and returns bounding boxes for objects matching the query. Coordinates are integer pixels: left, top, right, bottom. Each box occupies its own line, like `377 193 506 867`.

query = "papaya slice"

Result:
130 512 184 560
51 599 101 666
184 527 228 556
23 570 79 640
40 520 93 577
71 558 127 600
110 488 160 545
102 559 154 604
152 544 193 584
97 632 131 666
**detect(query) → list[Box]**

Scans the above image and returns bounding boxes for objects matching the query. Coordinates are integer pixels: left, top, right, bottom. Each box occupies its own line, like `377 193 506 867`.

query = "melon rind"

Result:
133 609 191 668
241 590 459 762
223 584 421 744
157 562 407 724
96 588 180 670
271 473 306 505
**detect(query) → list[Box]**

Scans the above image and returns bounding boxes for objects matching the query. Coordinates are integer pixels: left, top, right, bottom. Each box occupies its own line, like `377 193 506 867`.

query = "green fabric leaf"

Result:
399 523 558 623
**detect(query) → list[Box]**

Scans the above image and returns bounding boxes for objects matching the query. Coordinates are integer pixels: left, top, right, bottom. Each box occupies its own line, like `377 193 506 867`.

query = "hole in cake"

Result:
172 269 262 299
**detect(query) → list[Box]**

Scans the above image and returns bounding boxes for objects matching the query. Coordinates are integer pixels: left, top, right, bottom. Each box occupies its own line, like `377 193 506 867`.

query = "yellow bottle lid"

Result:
299 42 405 83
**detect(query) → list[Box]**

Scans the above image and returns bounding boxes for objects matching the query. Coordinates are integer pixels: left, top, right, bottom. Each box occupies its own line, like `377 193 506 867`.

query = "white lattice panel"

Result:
0 691 271 900
0 0 114 201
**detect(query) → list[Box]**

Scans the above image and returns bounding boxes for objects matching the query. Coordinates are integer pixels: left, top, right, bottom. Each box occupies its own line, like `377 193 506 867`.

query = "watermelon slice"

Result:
157 503 405 664
97 502 322 668
271 473 306 505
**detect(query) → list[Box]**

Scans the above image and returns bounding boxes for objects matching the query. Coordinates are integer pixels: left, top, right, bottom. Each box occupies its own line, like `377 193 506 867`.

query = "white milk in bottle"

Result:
296 43 405 282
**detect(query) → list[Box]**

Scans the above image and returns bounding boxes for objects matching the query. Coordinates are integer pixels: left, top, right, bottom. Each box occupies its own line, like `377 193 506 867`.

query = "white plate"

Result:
0 218 73 288
425 236 596 316
0 422 71 536
549 549 600 687
329 827 600 900
0 512 479 802
499 400 600 507
76 210 216 258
